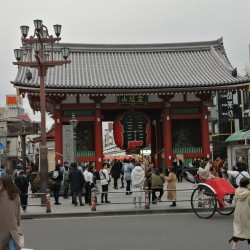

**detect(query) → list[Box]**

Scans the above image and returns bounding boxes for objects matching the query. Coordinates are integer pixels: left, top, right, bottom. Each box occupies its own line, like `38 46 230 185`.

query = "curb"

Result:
21 208 193 219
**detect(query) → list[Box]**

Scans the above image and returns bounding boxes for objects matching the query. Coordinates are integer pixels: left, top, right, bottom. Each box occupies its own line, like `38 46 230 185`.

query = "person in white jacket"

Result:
197 161 216 180
131 162 145 208
99 163 111 203
229 177 250 250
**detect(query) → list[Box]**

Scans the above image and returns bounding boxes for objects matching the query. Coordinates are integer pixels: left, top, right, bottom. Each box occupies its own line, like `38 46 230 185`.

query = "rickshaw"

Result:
184 171 235 219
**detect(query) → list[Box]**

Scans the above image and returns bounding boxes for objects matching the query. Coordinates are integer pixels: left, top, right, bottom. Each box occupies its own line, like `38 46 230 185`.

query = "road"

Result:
21 213 239 250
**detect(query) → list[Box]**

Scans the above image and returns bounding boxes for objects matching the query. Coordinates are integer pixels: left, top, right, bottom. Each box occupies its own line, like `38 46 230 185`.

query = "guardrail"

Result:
21 186 195 213
90 187 195 211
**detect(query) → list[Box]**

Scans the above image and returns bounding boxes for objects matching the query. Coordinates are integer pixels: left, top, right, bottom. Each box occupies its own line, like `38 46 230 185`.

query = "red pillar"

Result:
157 121 162 166
201 106 210 158
54 108 63 165
95 104 103 171
163 105 172 169
151 120 157 167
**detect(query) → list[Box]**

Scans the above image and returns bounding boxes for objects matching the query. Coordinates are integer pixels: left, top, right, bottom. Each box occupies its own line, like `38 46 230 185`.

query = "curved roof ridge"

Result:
51 38 224 53
210 45 233 73
12 37 250 92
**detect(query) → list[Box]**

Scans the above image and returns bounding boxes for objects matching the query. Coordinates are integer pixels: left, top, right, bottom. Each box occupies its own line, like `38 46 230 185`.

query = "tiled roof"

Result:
32 125 55 142
12 38 250 93
17 114 31 122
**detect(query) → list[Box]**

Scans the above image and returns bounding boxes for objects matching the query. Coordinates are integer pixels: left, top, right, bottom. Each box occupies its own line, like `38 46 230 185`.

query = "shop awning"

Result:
225 130 250 142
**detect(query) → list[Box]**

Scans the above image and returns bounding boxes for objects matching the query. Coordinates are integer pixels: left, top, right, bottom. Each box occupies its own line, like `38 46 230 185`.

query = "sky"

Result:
0 0 250 128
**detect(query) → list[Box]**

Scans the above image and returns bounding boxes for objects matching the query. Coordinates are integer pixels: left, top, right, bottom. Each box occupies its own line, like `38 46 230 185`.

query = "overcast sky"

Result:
0 0 250 128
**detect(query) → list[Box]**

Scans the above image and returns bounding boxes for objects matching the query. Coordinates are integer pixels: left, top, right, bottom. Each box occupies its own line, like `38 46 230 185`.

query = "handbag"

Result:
95 187 101 195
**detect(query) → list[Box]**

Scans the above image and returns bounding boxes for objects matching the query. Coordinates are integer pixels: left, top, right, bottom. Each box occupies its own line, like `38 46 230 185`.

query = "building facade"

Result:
0 104 39 171
12 38 250 170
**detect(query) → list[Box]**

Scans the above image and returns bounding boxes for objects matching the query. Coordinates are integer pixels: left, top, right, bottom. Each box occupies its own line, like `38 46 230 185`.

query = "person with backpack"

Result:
60 161 70 199
51 164 63 205
99 162 111 203
225 163 249 188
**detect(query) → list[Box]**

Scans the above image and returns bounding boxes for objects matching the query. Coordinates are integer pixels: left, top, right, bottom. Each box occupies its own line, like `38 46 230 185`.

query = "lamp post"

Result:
69 114 78 162
13 20 71 205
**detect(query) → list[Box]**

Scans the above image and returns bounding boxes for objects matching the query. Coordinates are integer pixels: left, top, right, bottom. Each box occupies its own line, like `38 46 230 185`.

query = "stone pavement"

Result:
21 180 196 219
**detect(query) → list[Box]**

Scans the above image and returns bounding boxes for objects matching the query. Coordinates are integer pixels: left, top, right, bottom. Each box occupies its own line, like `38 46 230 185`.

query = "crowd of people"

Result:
42 157 179 208
0 154 249 249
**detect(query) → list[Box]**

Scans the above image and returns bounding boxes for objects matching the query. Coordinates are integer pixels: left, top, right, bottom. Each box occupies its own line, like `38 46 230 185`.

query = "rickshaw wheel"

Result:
217 194 235 215
191 186 217 219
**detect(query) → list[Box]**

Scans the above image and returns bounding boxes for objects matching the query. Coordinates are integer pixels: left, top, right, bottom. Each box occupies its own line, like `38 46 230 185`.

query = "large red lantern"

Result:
113 110 151 151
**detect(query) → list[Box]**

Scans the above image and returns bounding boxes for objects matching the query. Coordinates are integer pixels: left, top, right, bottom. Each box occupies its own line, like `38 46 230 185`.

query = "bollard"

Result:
144 187 150 209
46 189 51 213
91 187 96 211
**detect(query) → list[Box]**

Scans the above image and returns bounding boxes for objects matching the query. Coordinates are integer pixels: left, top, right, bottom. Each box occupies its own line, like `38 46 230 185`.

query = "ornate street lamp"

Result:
13 20 71 206
69 113 78 162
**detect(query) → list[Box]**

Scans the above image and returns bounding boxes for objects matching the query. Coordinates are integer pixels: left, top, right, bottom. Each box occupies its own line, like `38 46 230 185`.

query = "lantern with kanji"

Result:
113 110 151 150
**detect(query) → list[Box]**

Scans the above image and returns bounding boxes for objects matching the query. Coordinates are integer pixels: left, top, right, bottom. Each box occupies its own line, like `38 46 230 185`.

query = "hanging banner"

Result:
63 125 74 163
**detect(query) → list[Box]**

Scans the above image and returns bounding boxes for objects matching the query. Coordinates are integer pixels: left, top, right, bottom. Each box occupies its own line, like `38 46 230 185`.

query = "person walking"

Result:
229 177 250 250
150 168 165 204
99 162 111 203
172 157 183 182
51 164 63 205
0 175 24 250
131 162 145 208
69 162 84 206
122 159 133 195
166 166 177 207
14 170 29 212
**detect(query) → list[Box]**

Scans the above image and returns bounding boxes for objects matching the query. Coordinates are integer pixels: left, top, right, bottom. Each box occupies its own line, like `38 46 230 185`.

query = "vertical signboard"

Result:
217 91 235 134
62 125 74 164
219 91 234 120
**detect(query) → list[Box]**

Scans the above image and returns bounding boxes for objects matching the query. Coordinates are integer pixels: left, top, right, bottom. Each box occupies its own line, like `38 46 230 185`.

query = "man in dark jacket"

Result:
51 164 63 205
69 162 84 206
110 159 121 189
14 170 29 211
